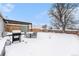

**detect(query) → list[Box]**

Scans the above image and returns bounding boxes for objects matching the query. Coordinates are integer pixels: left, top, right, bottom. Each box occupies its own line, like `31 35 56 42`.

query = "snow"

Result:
0 37 8 55
5 32 79 56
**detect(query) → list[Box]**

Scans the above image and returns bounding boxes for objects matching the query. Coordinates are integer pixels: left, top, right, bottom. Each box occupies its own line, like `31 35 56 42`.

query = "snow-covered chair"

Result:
24 32 29 38
24 32 32 38
25 32 37 38
31 32 37 38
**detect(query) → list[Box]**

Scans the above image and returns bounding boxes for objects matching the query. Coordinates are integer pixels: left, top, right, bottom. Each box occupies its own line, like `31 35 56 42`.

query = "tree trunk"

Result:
62 25 66 33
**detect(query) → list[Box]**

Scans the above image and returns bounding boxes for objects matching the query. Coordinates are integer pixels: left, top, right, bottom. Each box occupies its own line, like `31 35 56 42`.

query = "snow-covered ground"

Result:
5 32 79 56
0 37 8 55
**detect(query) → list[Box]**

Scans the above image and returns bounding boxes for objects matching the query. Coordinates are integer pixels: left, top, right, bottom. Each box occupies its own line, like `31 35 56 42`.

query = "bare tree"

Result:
49 3 79 32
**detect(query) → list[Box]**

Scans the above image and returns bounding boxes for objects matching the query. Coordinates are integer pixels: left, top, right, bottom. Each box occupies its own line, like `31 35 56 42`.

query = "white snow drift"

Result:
5 32 79 56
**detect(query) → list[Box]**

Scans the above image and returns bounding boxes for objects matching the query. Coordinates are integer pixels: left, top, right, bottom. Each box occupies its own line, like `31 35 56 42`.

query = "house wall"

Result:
5 24 21 32
5 23 32 32
0 17 4 37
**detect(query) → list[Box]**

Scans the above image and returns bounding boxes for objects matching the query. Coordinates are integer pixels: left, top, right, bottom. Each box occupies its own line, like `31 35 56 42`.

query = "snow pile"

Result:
5 32 79 56
0 37 8 55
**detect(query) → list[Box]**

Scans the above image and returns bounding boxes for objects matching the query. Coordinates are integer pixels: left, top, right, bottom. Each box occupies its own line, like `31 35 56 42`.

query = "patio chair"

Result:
31 32 37 38
24 32 37 38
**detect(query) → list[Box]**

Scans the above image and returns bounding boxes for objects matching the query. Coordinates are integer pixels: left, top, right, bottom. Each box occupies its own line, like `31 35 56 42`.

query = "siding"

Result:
5 24 32 32
0 17 4 37
5 24 21 32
